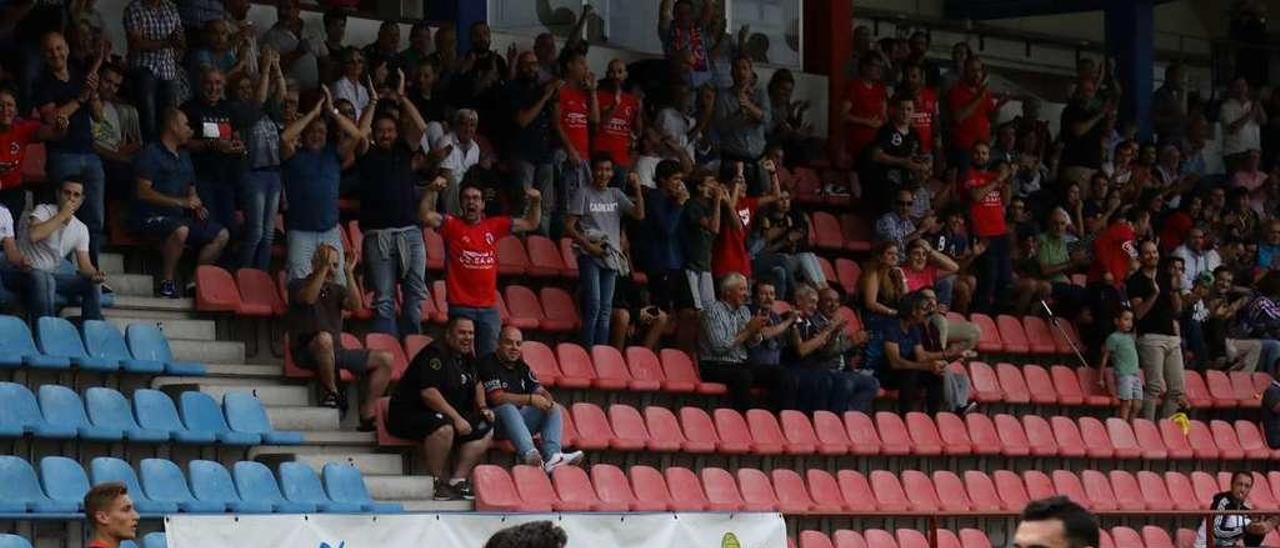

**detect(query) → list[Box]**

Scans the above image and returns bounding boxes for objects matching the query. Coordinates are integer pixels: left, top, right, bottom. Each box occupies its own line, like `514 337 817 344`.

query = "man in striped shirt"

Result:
698 272 795 411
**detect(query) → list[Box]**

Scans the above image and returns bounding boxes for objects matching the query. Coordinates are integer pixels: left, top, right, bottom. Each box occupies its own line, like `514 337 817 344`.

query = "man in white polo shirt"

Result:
20 179 106 321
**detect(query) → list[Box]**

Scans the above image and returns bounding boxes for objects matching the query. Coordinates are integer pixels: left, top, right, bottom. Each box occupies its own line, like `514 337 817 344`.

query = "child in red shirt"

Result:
963 142 1013 312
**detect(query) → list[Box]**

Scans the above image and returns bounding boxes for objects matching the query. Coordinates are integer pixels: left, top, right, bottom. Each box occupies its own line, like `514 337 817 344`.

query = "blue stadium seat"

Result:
142 532 167 548
119 542 138 548
0 315 69 369
232 461 315 513
133 389 216 444
188 460 273 514
85 388 169 442
140 458 225 513
178 392 260 445
0 382 74 438
89 457 178 514
37 385 123 442
36 317 117 373
278 462 363 513
83 320 165 374
39 456 90 511
0 534 31 548
222 392 304 445
126 324 206 376
322 463 402 513
0 456 78 513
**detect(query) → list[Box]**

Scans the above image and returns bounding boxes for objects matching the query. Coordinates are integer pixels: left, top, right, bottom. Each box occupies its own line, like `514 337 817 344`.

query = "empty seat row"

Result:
0 316 204 376
0 455 399 516
964 361 1270 409
0 533 166 548
961 313 1083 356
0 384 300 445
194 266 286 318
793 528 991 548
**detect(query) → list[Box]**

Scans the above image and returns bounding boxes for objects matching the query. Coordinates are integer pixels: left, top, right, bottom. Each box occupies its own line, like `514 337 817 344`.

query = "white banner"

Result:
165 512 787 548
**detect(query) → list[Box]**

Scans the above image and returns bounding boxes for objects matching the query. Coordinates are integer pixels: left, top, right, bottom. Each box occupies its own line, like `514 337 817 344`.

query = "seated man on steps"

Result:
480 326 583 472
19 178 105 321
388 316 494 501
287 243 393 427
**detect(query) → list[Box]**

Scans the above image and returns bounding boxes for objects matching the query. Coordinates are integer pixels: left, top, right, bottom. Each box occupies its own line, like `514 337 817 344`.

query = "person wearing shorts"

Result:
131 108 229 298
1099 309 1142 421
287 244 392 430
387 316 494 501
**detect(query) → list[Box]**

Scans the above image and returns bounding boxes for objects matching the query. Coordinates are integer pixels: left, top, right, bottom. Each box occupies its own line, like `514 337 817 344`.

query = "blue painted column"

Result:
1105 0 1154 141
425 0 487 55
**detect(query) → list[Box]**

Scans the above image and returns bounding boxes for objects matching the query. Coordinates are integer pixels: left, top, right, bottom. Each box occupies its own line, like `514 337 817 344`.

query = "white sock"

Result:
449 477 465 486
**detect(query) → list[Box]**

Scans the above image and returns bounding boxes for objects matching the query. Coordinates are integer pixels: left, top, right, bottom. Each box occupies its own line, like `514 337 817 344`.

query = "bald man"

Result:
478 327 583 472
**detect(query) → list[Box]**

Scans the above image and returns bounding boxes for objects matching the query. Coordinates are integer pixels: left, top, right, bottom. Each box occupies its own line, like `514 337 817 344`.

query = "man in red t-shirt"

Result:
555 49 599 211
593 59 643 179
946 56 1007 177
84 482 139 548
841 55 887 165
423 179 543 357
0 88 62 216
711 158 782 279
963 142 1013 313
903 64 940 160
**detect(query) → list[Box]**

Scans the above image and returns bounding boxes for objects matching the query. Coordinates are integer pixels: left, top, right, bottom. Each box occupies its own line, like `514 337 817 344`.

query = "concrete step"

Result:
99 253 125 275
106 316 218 341
204 363 284 379
393 500 474 512
364 475 433 501
297 430 376 445
170 339 244 364
196 384 311 406
288 452 405 476
263 405 340 431
107 273 155 297
64 296 196 321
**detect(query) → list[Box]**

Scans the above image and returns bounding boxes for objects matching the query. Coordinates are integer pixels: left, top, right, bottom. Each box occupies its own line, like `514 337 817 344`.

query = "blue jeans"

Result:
577 255 616 347
286 226 345 285
363 227 427 336
29 269 100 321
133 68 179 141
239 170 282 270
449 305 501 358
0 264 28 308
493 403 563 460
46 151 104 267
1261 340 1280 376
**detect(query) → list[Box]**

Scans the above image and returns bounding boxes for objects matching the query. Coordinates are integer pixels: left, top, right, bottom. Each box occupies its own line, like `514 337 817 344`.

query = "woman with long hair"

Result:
860 240 907 374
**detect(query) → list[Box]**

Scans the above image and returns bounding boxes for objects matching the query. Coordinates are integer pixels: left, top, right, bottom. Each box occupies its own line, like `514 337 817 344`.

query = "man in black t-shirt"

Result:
1126 241 1186 420
506 51 559 235
480 326 584 471
862 93 928 213
182 66 246 237
1058 77 1113 186
388 316 494 501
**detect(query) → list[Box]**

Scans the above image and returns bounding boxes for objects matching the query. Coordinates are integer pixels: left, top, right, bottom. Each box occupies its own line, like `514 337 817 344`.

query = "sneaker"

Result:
542 451 585 473
432 479 462 501
158 279 178 299
958 401 980 415
521 449 544 467
452 479 474 500
318 391 340 409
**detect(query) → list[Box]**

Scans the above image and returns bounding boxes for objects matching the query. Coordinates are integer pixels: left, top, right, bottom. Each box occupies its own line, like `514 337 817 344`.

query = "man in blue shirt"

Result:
132 108 229 298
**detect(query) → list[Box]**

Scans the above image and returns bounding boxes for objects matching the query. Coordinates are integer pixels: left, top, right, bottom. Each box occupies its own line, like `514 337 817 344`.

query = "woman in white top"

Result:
329 48 371 115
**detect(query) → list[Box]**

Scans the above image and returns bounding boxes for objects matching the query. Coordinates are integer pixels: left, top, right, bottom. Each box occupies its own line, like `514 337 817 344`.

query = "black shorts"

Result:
647 269 695 311
387 408 491 443
133 215 224 249
292 332 371 374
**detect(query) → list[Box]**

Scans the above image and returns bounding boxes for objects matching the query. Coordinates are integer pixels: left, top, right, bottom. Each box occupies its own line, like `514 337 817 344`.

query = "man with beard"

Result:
506 51 560 234
1127 241 1187 419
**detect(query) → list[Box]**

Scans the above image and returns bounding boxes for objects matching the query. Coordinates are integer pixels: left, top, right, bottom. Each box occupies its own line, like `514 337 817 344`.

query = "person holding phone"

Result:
699 272 793 411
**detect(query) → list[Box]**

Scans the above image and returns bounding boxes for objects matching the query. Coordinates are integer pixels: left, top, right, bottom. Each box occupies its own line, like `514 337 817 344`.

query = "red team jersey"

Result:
1089 221 1137 286
910 87 939 153
558 87 591 159
964 168 1007 238
441 215 513 308
947 83 997 153
0 120 41 189
593 91 639 167
843 80 887 160
711 197 759 278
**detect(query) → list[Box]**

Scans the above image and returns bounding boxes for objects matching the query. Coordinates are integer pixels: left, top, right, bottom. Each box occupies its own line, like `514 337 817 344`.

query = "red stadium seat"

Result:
844 411 885 455
747 409 801 454
700 467 747 511
657 349 701 393
1109 527 1142 548
235 269 284 316
1021 317 1058 355
835 258 862 296
903 412 946 456
994 363 1031 404
816 256 837 286
623 347 664 391
1132 470 1170 510
995 315 1031 354
869 470 912 512
961 413 1003 456
1141 526 1174 548
835 306 864 339
968 314 1004 353
934 530 964 548
810 212 844 251
798 531 834 548
1187 420 1223 459
496 235 530 276
512 464 564 510
557 404 578 448
373 397 412 447
592 464 654 511
1235 420 1276 460
1074 367 1114 406
1210 420 1248 460
1081 470 1119 511
1205 370 1239 408
427 280 447 323
967 362 1004 403
589 345 631 390
606 404 649 451
503 285 545 330
345 221 362 259
520 341 560 386
736 468 781 512
1266 531 1280 548
1163 472 1201 511
713 408 758 454
1190 471 1221 505
642 406 687 452
1131 419 1169 459
539 287 580 332
1231 372 1262 408
1050 416 1089 458
835 471 878 513
876 412 917 455
677 407 720 453
839 214 873 252
1182 370 1215 409
991 414 1032 457
993 470 1031 511
552 466 608 511
862 530 898 548
962 470 1005 512
525 235 568 278
1052 470 1093 509
1248 473 1279 510
1051 320 1083 355
1023 470 1056 502
807 411 851 455
664 467 710 511
364 333 410 381
568 403 614 451
805 469 850 513
473 465 531 512
1102 417 1142 458
1022 415 1060 456
627 465 674 511
896 529 932 548
555 343 596 388
195 265 241 312
1157 419 1196 459
900 470 942 512
932 470 973 512
1049 365 1086 406
1022 364 1058 405
959 529 994 548
1075 419 1116 458
934 412 975 455
778 410 832 455
422 229 445 271
1098 530 1115 548
1253 372 1273 395
403 334 433 361
558 239 579 279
